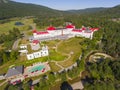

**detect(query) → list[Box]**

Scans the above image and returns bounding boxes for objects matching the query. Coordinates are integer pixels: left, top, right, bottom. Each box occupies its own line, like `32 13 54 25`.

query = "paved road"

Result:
12 29 31 50
12 39 21 50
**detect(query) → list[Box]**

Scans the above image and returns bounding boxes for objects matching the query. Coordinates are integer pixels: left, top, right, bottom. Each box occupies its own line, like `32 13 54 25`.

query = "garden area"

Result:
0 37 86 90
0 37 84 74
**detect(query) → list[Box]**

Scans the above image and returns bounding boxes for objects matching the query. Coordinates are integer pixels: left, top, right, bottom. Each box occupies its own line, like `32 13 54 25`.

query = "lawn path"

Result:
51 40 73 70
55 40 72 63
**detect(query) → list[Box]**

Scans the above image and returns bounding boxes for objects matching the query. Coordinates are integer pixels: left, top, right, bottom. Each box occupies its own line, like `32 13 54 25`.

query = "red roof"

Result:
90 28 99 31
81 27 86 30
72 29 82 32
33 30 37 33
66 24 75 28
33 29 49 35
36 31 49 35
32 40 39 44
47 26 56 31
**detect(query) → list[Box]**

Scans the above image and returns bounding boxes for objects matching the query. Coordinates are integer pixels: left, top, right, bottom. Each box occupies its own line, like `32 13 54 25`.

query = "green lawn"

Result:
58 37 83 55
0 18 33 34
56 37 83 67
49 49 67 61
58 60 74 68
49 62 61 72
42 40 60 48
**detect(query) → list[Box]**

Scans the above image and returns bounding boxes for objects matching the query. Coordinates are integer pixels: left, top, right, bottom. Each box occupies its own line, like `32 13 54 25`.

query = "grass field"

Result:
42 40 60 48
49 62 61 72
49 49 67 61
58 60 74 68
0 18 33 34
56 37 83 67
58 37 83 55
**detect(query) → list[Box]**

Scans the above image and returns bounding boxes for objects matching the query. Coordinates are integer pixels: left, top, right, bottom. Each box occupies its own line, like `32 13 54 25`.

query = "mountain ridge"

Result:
66 7 108 13
0 1 120 19
0 0 62 19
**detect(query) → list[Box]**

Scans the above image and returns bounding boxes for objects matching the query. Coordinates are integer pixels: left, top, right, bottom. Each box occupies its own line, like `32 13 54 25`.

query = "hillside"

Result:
94 5 120 18
0 0 61 19
67 7 107 14
67 5 120 18
0 1 120 20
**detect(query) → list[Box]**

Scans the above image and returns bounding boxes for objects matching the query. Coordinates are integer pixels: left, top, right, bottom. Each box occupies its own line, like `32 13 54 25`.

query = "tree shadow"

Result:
60 81 73 90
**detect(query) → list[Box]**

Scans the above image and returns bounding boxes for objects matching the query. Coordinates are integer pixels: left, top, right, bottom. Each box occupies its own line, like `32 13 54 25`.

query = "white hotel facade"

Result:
32 24 99 40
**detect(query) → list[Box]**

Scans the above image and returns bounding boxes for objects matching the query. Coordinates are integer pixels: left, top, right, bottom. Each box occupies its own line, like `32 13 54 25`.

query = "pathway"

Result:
88 52 114 62
54 40 72 63
94 53 114 59
51 52 72 71
12 39 21 50
51 40 73 71
0 80 8 87
54 40 63 52
51 61 64 70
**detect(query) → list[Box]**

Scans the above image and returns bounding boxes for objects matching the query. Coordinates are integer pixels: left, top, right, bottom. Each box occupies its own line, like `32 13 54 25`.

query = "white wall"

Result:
33 33 51 39
27 54 34 60
20 45 27 49
72 31 93 39
26 46 49 60
33 51 41 58
33 28 94 40
19 50 28 53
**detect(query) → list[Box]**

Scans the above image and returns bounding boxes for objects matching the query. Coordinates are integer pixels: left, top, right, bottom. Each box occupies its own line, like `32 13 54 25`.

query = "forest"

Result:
0 28 21 65
84 59 120 90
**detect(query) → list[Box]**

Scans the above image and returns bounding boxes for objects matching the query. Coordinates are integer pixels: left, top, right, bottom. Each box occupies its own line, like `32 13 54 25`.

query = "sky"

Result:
12 0 120 10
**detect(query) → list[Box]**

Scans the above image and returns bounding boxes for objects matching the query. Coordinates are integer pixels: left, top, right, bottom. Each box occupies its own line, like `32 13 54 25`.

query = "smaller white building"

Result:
19 44 28 53
27 46 49 60
20 44 27 49
41 46 49 56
